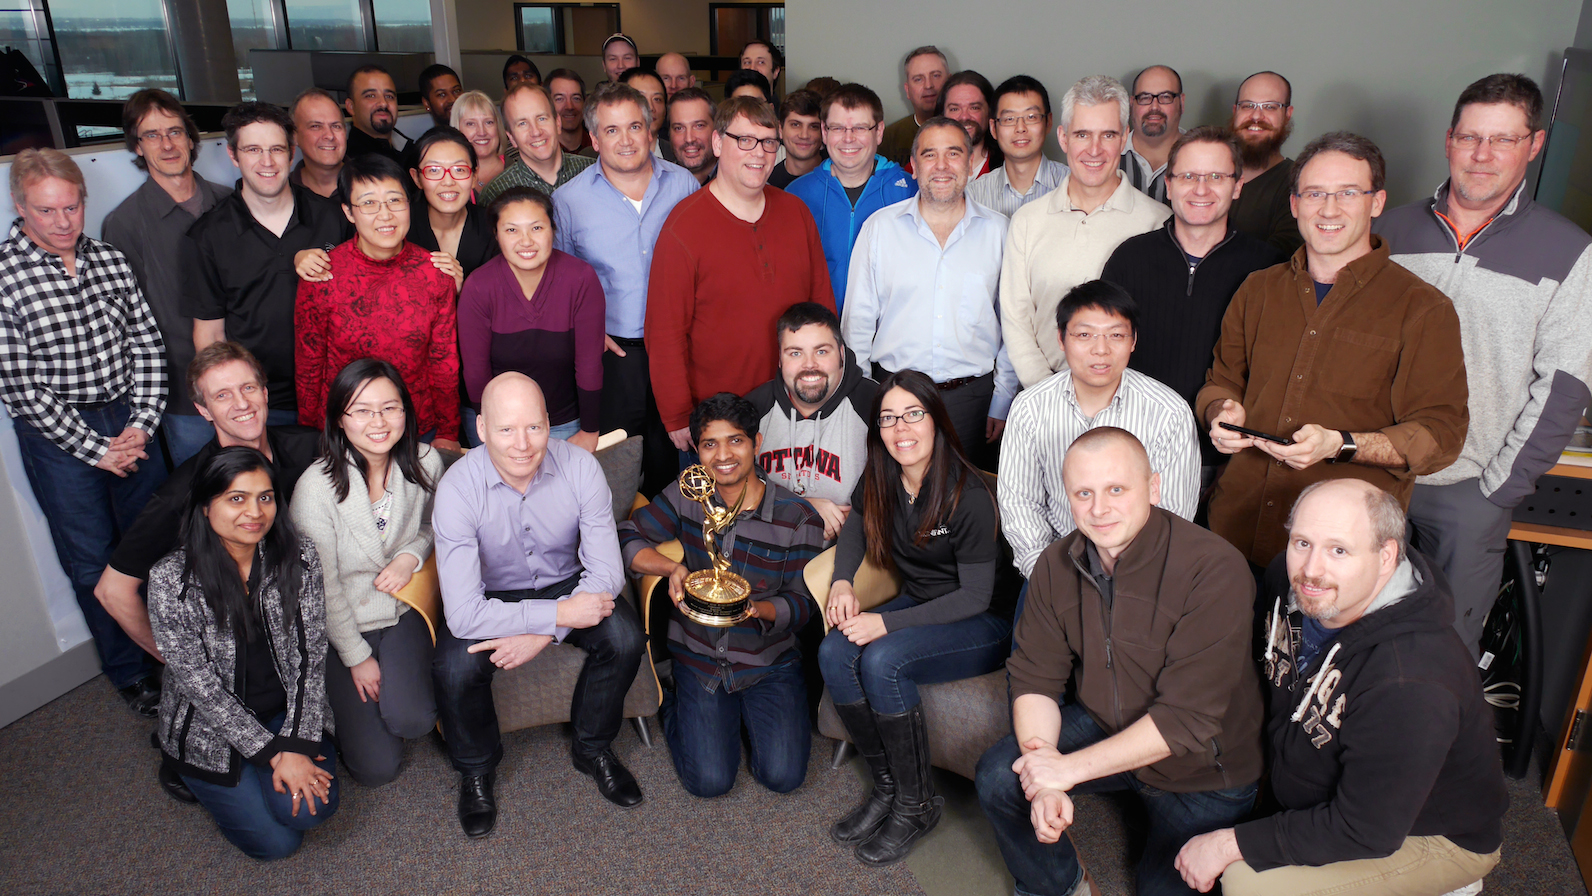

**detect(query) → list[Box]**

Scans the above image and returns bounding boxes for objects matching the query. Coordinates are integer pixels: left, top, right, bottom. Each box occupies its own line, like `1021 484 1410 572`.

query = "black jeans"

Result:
601 337 678 500
431 572 646 774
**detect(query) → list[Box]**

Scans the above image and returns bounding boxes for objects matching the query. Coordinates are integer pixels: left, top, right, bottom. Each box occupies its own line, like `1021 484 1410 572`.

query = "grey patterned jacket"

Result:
148 537 332 786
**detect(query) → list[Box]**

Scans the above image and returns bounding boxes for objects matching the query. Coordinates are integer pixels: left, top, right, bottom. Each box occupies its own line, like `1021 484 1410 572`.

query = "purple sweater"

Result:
458 250 605 431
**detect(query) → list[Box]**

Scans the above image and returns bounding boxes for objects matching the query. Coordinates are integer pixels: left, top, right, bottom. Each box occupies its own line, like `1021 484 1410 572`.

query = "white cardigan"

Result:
290 446 445 668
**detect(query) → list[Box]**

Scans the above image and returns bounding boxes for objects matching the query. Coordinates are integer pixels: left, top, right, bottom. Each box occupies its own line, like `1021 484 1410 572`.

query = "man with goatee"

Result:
1227 71 1301 254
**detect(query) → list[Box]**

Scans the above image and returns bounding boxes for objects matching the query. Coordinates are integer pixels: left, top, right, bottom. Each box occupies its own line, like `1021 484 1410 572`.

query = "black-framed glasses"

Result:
823 123 880 138
877 408 928 428
723 131 781 153
1133 91 1179 106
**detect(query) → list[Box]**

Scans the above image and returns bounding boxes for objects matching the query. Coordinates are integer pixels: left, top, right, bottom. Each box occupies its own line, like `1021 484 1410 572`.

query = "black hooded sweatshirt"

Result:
1235 550 1508 870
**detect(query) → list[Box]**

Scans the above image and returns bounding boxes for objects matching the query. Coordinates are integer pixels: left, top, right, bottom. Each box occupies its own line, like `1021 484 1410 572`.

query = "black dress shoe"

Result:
118 677 161 718
458 773 497 838
158 762 197 804
572 748 643 808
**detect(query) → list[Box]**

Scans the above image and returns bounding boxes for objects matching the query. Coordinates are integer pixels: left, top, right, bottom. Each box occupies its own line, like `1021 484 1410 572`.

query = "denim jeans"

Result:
324 609 437 786
975 703 1258 896
660 658 810 798
180 714 340 860
13 399 167 689
817 593 1012 715
431 572 646 774
158 412 215 469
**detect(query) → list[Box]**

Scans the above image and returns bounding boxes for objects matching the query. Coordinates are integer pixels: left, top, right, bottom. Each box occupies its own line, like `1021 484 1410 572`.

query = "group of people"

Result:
3 33 1589 896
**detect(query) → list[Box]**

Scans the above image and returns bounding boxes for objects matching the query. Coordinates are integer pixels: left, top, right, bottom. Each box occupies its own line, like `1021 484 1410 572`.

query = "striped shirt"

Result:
966 157 1070 219
0 220 166 463
618 474 824 692
997 366 1200 577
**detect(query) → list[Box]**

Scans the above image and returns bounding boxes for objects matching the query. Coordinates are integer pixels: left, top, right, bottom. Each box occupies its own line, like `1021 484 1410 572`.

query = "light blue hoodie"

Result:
785 157 917 311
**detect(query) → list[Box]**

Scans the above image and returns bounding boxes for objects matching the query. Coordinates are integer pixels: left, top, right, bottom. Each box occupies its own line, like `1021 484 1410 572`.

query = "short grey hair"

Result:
1060 75 1130 134
583 81 652 135
1287 479 1408 561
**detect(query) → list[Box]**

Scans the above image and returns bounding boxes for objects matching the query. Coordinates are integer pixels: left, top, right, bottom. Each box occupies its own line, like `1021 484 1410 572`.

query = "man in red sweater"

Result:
646 96 835 450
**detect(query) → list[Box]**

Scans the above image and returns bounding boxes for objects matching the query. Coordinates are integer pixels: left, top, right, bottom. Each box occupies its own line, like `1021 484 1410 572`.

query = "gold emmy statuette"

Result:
677 464 754 626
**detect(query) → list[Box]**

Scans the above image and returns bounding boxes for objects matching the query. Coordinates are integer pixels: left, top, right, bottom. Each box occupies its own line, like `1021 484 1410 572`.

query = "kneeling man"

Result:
1175 479 1507 895
976 427 1262 896
432 373 646 838
620 393 826 796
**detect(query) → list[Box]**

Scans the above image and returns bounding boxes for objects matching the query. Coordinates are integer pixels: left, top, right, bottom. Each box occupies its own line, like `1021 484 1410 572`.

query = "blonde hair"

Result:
450 90 504 156
9 148 86 207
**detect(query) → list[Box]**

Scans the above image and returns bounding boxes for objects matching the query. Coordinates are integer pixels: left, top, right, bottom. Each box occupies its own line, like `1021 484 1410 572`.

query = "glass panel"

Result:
225 0 275 100
372 0 429 52
49 0 179 99
768 6 783 53
516 5 555 54
285 0 364 51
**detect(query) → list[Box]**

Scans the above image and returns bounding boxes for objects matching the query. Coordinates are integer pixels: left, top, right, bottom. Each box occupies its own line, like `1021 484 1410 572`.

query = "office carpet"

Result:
0 677 1586 896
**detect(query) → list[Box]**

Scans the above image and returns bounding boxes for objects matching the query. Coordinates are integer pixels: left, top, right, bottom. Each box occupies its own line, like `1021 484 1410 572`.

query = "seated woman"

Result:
450 91 507 193
295 153 461 450
457 186 604 451
407 125 500 290
147 447 338 860
820 369 1016 866
290 359 443 787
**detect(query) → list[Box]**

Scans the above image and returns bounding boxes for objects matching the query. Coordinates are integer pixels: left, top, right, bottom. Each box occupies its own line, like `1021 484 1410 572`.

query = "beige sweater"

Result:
999 174 1170 387
290 446 444 668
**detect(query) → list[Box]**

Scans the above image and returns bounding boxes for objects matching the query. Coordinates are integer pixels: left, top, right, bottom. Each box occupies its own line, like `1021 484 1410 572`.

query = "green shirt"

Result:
478 152 597 206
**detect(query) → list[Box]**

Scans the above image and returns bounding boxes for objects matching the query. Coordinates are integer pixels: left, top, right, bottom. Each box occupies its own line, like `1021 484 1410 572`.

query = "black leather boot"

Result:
855 704 942 866
830 701 895 844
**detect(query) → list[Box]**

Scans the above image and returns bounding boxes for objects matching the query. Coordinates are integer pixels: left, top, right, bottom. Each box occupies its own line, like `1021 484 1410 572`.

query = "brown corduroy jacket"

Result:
1008 508 1264 793
1196 237 1469 567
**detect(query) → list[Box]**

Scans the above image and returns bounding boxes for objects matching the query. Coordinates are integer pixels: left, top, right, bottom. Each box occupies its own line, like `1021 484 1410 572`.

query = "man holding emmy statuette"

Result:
619 393 827 797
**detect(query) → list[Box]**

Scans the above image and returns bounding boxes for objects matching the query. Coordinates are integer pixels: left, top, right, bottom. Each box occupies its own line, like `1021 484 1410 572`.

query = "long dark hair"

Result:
319 358 435 502
862 370 989 570
179 447 304 640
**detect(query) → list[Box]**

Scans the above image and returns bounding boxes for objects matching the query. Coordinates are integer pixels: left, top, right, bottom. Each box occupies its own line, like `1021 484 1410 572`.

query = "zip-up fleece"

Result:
1007 507 1263 793
785 157 917 309
147 539 332 787
1377 180 1592 506
1236 550 1508 870
745 346 877 508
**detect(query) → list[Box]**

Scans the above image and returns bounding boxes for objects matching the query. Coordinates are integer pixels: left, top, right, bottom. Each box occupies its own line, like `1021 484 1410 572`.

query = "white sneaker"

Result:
1439 882 1484 896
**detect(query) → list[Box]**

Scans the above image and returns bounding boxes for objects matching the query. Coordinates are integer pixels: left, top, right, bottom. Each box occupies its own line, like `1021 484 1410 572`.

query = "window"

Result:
224 0 278 100
48 0 180 100
514 3 618 55
0 0 63 94
284 0 364 51
371 0 428 51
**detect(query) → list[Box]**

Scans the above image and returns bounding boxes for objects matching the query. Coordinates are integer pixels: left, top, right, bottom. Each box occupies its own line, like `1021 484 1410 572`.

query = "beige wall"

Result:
458 0 715 55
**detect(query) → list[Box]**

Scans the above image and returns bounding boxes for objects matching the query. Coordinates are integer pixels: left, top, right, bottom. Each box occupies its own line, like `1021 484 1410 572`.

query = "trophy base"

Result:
680 569 754 627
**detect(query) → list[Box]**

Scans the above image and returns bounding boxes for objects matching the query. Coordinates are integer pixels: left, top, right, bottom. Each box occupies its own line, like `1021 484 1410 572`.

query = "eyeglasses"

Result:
1133 91 1179 106
420 163 474 181
1450 132 1533 151
350 197 409 215
237 145 292 159
1295 188 1375 204
1066 331 1132 345
723 130 781 153
823 123 879 138
996 111 1045 128
877 408 928 428
1168 172 1238 185
346 404 405 423
138 126 187 144
1236 100 1287 115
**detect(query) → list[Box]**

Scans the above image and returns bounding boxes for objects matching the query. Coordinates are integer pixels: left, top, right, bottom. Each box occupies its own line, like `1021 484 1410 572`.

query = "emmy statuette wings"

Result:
677 464 754 626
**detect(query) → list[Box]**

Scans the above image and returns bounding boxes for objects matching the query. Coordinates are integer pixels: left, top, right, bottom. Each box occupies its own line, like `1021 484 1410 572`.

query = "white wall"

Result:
787 0 1584 205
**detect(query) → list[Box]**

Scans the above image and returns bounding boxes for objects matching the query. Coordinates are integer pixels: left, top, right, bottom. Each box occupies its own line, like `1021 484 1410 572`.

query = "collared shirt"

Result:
997 366 1200 577
1119 131 1183 203
478 152 597 207
432 439 625 642
842 195 1019 418
0 221 167 463
102 173 230 415
181 184 350 412
966 157 1070 219
552 157 699 338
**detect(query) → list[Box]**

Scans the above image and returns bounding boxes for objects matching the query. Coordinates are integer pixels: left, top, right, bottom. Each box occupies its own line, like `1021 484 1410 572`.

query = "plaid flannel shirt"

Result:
0 219 166 463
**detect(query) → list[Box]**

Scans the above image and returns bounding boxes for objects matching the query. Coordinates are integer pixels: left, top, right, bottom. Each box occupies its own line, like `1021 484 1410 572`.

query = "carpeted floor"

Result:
1 677 1588 896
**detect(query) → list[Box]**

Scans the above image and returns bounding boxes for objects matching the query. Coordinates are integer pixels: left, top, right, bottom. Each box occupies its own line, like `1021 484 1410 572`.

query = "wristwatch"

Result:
1327 430 1357 464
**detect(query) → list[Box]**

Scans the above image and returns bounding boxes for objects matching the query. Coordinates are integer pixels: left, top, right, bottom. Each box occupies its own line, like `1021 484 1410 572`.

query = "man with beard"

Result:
1375 73 1592 658
769 89 824 189
288 88 347 199
880 46 948 167
842 118 1017 462
548 68 597 158
1175 479 1506 895
929 70 1003 178
620 393 825 798
1120 65 1184 203
480 84 596 205
656 52 696 99
967 75 1069 219
1228 71 1301 254
343 65 416 170
746 301 876 542
668 86 718 184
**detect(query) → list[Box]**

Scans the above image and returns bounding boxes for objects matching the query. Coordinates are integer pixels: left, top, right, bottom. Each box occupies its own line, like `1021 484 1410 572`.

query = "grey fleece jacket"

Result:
1376 180 1592 506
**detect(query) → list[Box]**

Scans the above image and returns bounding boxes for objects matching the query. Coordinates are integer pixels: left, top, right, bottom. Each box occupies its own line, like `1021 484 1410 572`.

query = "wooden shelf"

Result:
1509 520 1592 550
1547 462 1592 481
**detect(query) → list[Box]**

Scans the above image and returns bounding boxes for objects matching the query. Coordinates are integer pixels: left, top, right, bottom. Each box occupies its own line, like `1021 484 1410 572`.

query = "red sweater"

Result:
645 185 835 431
295 240 460 437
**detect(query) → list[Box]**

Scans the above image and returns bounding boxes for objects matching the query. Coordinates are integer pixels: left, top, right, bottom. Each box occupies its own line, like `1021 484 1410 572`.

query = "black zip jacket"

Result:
1235 551 1508 870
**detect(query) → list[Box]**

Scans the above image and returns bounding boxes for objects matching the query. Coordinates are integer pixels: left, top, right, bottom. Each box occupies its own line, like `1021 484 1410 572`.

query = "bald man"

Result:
976 427 1262 896
431 373 646 837
1176 479 1506 895
656 52 696 99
